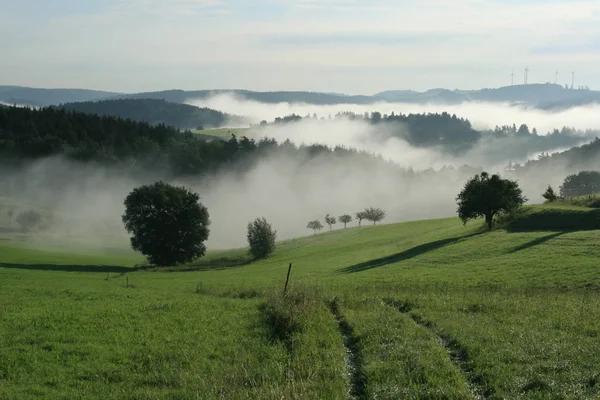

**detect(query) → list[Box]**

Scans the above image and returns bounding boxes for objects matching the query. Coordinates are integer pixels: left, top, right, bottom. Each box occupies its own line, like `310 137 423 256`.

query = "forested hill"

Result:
0 86 121 107
60 99 244 130
3 84 600 108
514 137 600 174
0 105 392 177
375 84 600 109
118 89 375 105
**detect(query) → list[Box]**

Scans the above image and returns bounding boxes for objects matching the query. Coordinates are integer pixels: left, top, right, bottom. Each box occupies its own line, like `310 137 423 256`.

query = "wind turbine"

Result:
524 66 529 85
511 71 514 86
555 71 558 84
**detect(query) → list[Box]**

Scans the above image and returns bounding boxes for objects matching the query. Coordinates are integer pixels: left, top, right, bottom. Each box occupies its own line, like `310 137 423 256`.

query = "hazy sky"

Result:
1 0 599 94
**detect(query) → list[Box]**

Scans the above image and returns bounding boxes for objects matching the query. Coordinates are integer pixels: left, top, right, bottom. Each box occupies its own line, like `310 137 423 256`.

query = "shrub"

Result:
16 209 42 232
247 217 277 259
542 185 558 203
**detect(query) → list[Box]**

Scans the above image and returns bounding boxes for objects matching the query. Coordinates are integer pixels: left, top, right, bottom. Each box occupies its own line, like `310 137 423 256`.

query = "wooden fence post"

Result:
284 263 292 295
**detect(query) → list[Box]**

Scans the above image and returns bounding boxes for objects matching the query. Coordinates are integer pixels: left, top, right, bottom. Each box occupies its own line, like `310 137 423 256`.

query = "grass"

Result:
1 203 600 399
191 127 250 139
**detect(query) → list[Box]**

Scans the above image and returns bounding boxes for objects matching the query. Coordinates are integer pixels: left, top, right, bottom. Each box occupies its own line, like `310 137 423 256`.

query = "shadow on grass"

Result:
506 208 600 232
506 232 566 254
194 255 252 270
146 255 253 272
338 233 481 274
0 263 134 273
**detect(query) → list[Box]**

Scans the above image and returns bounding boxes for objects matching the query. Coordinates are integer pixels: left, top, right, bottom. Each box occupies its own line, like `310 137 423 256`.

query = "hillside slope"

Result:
1 204 599 399
59 98 244 129
0 86 119 107
5 84 599 108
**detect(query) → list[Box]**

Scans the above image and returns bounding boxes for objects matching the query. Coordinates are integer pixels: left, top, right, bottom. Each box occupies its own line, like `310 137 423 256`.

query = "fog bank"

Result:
190 95 600 134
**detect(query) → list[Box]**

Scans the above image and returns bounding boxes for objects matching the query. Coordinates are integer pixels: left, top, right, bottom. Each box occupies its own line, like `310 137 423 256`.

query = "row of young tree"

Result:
127 171 526 267
114 168 600 267
121 181 392 267
307 208 387 234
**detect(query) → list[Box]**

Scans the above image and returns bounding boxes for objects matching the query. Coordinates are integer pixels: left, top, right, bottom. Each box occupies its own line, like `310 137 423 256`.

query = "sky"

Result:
1 0 600 94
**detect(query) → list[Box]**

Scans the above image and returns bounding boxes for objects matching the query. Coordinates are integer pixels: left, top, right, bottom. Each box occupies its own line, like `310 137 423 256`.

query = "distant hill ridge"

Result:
1 84 599 109
59 98 246 130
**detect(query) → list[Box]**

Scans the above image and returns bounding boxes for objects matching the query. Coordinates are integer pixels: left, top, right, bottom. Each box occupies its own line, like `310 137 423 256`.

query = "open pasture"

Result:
1 204 599 399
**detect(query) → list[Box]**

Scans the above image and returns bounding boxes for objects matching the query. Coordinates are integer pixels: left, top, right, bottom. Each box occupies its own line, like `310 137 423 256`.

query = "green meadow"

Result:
1 204 599 399
191 128 250 139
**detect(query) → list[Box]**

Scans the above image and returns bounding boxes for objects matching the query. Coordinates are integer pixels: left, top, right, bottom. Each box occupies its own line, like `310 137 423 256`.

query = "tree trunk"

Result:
485 212 493 230
344 223 347 229
359 220 361 227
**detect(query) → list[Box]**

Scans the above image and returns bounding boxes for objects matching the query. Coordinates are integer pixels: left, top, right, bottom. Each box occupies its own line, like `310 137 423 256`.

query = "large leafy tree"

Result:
456 172 526 230
247 217 277 259
122 181 210 266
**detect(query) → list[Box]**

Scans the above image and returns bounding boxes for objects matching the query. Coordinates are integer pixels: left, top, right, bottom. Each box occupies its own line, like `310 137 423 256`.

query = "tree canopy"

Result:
339 214 352 229
456 172 526 230
122 181 210 266
247 217 277 259
560 171 600 197
16 209 42 232
307 220 324 235
355 211 366 227
60 99 239 130
363 207 386 226
324 214 337 231
542 185 559 202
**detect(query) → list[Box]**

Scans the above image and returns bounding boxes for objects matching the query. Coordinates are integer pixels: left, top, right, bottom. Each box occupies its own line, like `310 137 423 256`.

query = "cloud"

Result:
113 0 227 17
2 0 600 92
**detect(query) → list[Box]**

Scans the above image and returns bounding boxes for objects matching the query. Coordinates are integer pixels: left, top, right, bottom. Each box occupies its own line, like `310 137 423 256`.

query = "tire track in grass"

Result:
384 298 491 400
328 297 368 400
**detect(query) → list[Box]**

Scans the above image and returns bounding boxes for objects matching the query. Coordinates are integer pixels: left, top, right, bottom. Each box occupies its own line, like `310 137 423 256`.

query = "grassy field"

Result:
191 127 250 139
1 204 599 399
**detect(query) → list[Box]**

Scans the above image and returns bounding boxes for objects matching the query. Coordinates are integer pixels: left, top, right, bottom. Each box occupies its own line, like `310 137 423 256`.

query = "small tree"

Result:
307 220 324 235
122 181 210 266
457 172 526 230
355 211 366 227
247 217 276 259
542 185 558 203
16 210 42 232
339 214 352 229
363 207 386 225
7 209 14 227
324 214 337 231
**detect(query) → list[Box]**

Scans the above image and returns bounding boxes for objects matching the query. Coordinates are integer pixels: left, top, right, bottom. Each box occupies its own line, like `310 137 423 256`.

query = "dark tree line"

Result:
507 137 600 176
257 110 479 154
560 171 600 197
0 106 396 178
